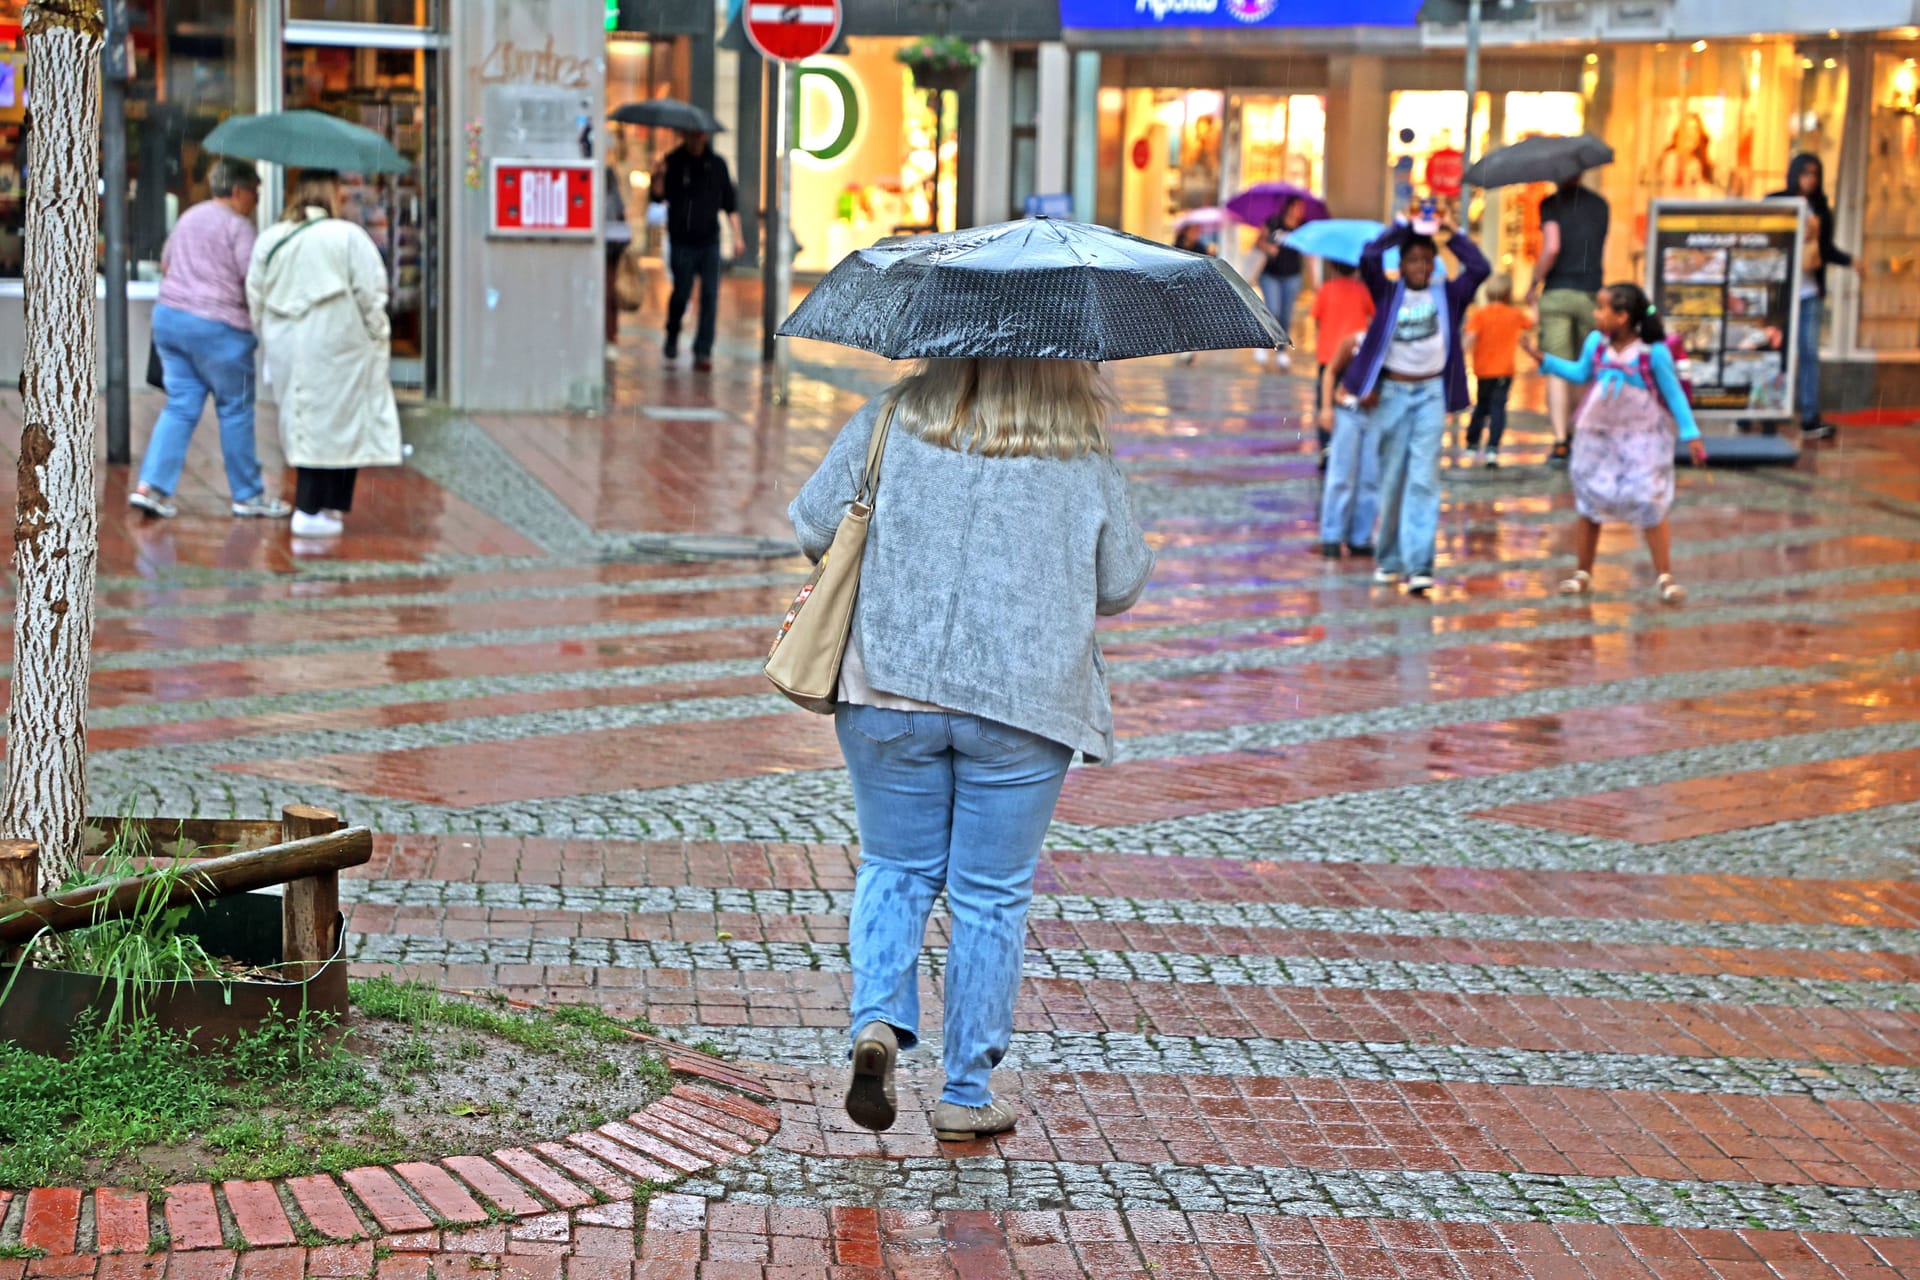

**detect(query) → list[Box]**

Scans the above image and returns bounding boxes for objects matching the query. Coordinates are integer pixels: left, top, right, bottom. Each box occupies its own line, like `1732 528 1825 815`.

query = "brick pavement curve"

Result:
5 293 1920 1276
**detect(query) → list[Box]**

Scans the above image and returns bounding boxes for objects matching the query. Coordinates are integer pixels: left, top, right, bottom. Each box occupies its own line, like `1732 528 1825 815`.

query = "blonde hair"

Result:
886 358 1114 459
281 170 339 221
1485 273 1514 303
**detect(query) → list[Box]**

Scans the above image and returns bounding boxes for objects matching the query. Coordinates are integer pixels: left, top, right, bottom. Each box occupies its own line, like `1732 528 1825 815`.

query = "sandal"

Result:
1557 569 1592 596
1656 573 1686 604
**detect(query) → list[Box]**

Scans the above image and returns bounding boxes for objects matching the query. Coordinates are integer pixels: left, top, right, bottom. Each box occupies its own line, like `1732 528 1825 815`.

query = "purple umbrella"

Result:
1172 206 1231 230
1226 183 1330 228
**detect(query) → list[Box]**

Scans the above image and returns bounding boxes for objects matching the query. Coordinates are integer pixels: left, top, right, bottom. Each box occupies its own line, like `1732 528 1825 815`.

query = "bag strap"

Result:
264 216 321 270
853 398 898 508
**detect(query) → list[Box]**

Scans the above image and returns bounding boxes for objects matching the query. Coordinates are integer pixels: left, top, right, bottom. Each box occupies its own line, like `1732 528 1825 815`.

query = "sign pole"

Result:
1461 0 1482 170
760 56 779 366
742 0 840 403
102 0 131 466
771 59 793 405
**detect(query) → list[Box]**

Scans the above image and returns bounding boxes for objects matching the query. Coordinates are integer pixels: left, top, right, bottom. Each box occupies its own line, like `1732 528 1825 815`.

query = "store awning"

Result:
1058 0 1416 32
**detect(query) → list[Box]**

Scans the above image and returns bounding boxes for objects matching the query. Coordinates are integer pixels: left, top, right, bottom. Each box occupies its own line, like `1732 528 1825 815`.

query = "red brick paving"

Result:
12 306 1920 1278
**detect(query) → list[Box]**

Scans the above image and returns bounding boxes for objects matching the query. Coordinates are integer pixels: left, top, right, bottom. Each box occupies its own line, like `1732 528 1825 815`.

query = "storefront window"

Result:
789 40 958 273
283 42 432 379
289 0 434 25
1117 88 1223 246
0 1 261 281
1389 90 1489 219
1855 50 1920 350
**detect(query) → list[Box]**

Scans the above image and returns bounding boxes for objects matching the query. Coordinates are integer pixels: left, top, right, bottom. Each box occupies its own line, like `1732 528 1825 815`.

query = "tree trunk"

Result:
7 3 104 891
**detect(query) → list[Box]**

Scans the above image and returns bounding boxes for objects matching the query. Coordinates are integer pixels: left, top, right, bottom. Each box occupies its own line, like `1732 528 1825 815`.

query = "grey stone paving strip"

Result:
403 414 597 554
667 1023 1920 1105
683 1148 1920 1234
339 878 1920 955
341 932 1920 1011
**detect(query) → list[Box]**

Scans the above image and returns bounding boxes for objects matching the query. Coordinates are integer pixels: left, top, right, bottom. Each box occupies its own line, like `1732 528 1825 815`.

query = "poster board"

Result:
1646 199 1808 420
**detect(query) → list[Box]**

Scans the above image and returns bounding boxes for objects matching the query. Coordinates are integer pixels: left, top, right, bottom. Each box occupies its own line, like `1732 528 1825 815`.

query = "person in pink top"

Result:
130 158 291 520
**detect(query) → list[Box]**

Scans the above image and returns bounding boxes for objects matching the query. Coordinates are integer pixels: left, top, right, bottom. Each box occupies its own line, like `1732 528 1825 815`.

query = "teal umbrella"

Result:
201 110 410 175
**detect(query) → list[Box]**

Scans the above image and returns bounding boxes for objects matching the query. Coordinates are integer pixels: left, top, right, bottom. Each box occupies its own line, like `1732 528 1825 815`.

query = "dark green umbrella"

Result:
609 99 725 134
202 110 411 175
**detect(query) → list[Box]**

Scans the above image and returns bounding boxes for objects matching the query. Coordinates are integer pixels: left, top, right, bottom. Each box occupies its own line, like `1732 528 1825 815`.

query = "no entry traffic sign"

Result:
744 0 841 63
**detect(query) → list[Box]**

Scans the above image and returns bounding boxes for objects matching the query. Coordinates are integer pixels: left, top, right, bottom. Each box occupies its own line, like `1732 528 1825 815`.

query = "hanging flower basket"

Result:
897 35 978 95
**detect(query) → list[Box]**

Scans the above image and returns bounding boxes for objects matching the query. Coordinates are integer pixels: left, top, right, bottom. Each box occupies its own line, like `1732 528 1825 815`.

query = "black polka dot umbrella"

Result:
778 217 1289 361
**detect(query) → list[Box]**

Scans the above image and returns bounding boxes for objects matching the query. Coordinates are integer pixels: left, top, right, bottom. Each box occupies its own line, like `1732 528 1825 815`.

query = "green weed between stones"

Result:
0 977 673 1190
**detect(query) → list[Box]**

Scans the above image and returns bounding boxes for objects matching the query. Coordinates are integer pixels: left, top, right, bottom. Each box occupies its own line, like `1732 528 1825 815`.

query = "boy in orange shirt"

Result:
1310 260 1375 468
1462 273 1533 469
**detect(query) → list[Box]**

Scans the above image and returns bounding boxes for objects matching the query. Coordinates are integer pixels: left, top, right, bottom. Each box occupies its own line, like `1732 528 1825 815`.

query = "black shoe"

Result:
1346 543 1374 558
1316 450 1329 473
662 340 679 363
693 356 713 373
1548 441 1570 469
1802 419 1837 441
1318 542 1343 558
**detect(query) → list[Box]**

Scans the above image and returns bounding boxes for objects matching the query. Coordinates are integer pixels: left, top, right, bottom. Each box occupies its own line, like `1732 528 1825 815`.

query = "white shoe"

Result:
604 343 620 361
1275 351 1292 370
1253 349 1270 366
1406 574 1435 595
290 510 344 538
231 494 292 519
1372 568 1401 585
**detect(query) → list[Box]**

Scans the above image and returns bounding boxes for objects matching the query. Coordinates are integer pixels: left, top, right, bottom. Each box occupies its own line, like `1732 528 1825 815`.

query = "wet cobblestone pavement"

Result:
8 288 1920 1277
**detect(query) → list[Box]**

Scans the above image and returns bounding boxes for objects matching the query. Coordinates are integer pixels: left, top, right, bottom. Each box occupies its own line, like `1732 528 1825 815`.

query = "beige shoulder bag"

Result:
765 401 897 713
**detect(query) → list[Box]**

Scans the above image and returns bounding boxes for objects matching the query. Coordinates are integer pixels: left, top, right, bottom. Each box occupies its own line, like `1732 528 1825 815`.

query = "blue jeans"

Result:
666 240 723 358
1260 271 1303 338
1373 376 1447 577
1797 293 1823 426
139 304 263 502
1465 376 1512 451
1319 403 1381 547
836 703 1073 1107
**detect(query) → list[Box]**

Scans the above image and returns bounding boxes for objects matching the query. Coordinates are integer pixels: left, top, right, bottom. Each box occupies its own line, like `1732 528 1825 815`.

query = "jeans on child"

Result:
1373 376 1447 577
836 704 1073 1107
1465 376 1512 451
1319 402 1380 547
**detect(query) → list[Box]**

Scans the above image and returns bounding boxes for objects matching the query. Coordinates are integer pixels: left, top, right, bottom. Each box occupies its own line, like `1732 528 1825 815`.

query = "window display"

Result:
1855 52 1920 350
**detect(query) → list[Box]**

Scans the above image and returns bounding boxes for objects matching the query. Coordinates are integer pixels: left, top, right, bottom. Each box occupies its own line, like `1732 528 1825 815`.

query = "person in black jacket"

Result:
1771 153 1859 440
649 130 742 372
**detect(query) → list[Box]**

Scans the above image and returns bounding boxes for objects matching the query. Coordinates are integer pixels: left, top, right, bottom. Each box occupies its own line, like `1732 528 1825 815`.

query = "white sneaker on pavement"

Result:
232 494 292 519
290 510 344 538
129 487 176 519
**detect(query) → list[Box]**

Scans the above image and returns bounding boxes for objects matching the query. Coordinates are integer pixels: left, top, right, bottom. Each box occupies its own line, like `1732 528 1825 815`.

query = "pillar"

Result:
1037 42 1071 198
1324 54 1388 222
971 42 1013 225
1071 50 1100 223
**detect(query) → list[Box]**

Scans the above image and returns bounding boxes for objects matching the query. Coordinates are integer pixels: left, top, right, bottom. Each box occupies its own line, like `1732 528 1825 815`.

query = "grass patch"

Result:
0 980 677 1189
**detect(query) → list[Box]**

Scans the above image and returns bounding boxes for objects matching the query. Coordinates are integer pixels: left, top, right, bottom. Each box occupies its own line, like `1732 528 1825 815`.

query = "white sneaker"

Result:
289 510 344 538
604 343 620 361
231 494 292 519
129 487 176 519
1253 349 1270 366
1372 568 1401 585
1407 574 1436 595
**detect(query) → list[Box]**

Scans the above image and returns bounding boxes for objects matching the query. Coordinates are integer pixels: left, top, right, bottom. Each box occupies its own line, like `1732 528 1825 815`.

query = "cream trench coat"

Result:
247 209 402 470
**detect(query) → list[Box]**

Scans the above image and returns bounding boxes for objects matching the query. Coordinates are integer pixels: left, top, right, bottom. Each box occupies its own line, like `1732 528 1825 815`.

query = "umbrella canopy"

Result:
201 109 410 174
778 217 1288 361
1225 182 1330 228
1172 206 1231 230
1464 134 1614 188
608 99 726 134
1279 218 1443 275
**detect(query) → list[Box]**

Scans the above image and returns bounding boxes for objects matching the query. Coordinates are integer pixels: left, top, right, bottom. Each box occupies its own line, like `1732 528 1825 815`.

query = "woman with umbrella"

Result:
780 218 1279 1142
246 170 402 540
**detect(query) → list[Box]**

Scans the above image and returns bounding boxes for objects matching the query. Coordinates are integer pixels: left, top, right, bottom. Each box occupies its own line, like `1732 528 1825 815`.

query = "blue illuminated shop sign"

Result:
1058 0 1418 27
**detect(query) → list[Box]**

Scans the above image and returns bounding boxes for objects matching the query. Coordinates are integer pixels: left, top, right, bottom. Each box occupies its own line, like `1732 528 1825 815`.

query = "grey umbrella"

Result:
778 218 1289 361
1464 134 1615 188
609 100 725 134
201 109 410 174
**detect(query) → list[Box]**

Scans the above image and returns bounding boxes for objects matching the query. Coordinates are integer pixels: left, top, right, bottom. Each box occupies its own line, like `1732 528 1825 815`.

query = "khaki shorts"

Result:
1538 288 1597 361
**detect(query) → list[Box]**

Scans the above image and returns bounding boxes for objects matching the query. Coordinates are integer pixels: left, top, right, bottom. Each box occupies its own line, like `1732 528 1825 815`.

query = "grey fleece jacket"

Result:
789 397 1154 762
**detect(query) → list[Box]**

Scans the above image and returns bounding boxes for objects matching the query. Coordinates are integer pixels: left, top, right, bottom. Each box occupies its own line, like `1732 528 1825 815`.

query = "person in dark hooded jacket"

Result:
1770 153 1859 440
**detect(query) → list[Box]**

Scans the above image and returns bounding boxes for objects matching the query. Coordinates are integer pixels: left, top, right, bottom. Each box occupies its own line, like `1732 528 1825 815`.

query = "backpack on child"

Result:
1636 335 1694 408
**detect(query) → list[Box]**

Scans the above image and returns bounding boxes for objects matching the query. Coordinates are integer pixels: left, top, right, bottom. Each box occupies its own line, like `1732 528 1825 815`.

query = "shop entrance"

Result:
282 30 439 393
